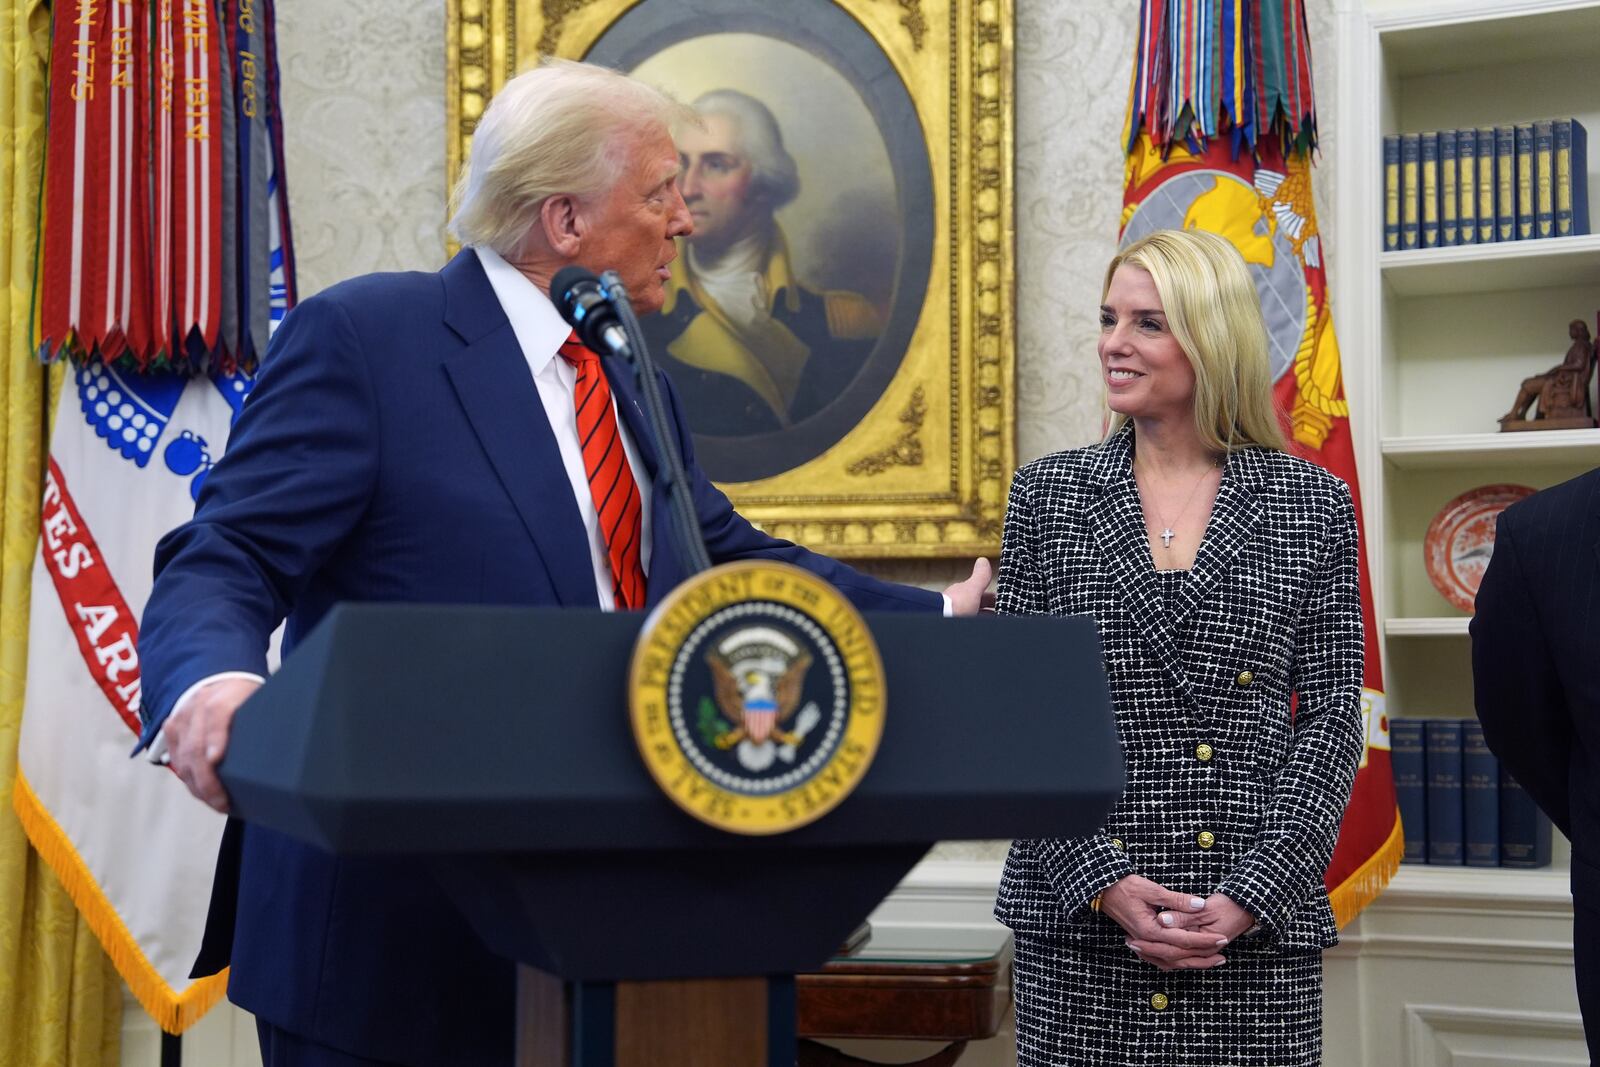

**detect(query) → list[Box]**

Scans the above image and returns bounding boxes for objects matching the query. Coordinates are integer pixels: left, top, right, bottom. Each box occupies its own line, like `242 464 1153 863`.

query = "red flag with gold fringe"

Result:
1120 0 1401 925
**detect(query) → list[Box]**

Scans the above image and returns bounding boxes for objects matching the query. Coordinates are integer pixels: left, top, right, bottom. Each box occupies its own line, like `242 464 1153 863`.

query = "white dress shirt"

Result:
475 245 654 603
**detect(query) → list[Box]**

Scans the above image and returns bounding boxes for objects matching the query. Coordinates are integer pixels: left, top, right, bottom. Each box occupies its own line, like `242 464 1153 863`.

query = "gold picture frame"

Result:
446 0 1013 558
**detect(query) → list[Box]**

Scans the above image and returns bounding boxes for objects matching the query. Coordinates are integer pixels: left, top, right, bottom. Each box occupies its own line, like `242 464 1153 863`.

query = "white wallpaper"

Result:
275 1 449 295
273 0 1345 866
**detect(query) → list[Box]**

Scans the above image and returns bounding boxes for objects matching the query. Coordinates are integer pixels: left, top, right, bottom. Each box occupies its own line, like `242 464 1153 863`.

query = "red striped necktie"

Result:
559 331 647 610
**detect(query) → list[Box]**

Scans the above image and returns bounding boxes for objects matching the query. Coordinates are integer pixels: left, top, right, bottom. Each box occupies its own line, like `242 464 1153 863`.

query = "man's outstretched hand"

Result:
944 558 996 616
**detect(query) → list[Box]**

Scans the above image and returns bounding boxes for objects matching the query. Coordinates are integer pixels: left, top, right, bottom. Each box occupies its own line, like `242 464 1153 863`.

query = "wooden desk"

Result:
797 926 1013 1067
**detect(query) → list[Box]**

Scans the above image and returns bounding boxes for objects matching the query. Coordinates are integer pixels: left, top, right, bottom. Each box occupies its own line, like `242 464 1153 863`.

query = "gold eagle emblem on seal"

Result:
628 560 886 835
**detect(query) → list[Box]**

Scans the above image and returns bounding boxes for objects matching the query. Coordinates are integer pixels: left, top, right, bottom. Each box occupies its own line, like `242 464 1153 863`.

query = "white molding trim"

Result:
868 859 1005 931
1380 866 1574 909
879 860 1573 912
1404 1003 1588 1066
1352 934 1572 966
1368 0 1600 35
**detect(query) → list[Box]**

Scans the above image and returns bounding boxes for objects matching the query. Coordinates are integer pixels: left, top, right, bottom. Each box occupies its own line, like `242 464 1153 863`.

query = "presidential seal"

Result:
629 560 886 835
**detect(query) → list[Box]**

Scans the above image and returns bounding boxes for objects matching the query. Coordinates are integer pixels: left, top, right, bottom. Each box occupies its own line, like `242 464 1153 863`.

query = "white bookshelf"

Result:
1337 0 1600 715
1384 615 1472 636
1380 231 1600 296
1381 426 1600 468
1333 3 1594 1062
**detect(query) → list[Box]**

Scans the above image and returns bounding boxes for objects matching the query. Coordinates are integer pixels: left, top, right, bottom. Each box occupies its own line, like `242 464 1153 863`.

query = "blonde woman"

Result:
994 228 1364 1066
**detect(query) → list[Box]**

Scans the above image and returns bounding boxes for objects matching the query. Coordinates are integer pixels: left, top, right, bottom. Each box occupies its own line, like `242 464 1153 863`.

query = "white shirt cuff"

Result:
147 671 267 765
941 593 953 617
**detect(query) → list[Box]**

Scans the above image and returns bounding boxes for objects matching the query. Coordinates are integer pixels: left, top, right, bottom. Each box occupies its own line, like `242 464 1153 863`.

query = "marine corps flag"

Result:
1119 0 1400 924
13 0 295 1032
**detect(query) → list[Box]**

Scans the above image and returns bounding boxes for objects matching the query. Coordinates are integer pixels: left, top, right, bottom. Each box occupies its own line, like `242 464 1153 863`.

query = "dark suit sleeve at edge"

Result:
135 295 382 749
657 369 942 614
1471 509 1572 836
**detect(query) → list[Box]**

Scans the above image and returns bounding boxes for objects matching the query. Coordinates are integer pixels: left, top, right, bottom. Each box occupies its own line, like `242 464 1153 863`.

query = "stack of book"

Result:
1391 717 1553 867
1383 120 1590 250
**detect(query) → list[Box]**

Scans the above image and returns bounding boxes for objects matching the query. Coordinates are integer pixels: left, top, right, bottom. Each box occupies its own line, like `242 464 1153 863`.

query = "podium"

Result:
221 602 1121 1065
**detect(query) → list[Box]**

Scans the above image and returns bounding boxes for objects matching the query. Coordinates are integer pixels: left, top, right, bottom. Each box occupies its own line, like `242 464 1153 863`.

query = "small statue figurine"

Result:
1498 319 1599 431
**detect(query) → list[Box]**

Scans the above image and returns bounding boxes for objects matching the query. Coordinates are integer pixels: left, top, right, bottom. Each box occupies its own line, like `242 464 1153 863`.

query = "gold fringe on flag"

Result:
13 771 230 1033
1329 812 1404 929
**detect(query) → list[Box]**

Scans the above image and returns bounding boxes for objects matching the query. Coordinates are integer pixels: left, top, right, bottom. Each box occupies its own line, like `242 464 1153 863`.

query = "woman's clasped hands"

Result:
1097 874 1258 972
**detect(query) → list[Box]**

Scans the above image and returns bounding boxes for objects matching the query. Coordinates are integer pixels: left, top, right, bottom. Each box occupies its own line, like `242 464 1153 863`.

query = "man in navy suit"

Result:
136 59 991 1066
1472 466 1600 1059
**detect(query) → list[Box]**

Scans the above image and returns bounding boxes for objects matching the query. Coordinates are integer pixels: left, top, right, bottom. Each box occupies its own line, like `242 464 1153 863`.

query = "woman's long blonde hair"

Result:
1103 228 1288 453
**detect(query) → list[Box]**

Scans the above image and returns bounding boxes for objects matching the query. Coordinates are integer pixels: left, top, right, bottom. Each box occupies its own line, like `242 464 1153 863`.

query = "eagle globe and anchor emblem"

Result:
628 560 886 835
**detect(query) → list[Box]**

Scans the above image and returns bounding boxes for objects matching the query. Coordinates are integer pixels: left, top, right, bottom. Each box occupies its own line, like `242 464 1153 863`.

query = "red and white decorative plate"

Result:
1423 484 1535 614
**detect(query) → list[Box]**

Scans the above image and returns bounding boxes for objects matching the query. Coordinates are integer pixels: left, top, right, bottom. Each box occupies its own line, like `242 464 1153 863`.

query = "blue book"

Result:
1495 125 1516 241
1555 119 1590 237
1500 767 1553 868
1457 127 1478 245
1401 133 1421 249
1421 131 1441 247
1516 123 1535 240
1463 720 1500 867
1391 718 1427 863
1535 120 1555 239
1476 126 1496 242
1439 129 1458 246
1383 135 1402 251
1425 719 1464 864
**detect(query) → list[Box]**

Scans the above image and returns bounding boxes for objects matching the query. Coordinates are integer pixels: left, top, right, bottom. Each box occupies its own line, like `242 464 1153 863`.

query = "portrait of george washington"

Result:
586 0 935 484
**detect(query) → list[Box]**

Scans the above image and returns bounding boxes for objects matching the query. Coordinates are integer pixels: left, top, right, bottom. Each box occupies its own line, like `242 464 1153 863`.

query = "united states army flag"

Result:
14 365 257 1031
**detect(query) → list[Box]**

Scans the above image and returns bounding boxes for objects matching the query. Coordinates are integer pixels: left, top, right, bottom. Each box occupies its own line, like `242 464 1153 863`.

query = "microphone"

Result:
549 266 632 357
547 265 713 576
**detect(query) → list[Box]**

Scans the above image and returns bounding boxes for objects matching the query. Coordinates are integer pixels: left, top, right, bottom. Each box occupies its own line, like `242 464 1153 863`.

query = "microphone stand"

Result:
598 271 712 577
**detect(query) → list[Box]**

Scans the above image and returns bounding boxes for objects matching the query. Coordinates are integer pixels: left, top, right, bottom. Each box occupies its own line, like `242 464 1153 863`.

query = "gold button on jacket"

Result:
1235 670 1255 686
1197 830 1216 849
1195 743 1214 762
1150 992 1169 1011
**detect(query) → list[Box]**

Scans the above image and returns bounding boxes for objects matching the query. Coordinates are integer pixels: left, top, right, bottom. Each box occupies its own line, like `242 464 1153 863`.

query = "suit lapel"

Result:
603 356 661 479
1588 471 1600 574
439 251 598 608
1089 429 1196 709
1169 451 1265 629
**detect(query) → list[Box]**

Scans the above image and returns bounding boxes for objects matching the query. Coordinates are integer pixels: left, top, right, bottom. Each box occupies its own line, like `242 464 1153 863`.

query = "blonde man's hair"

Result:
1103 228 1289 453
448 58 695 254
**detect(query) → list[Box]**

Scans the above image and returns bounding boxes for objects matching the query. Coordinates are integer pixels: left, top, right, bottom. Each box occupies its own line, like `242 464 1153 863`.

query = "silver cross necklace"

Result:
1138 458 1219 552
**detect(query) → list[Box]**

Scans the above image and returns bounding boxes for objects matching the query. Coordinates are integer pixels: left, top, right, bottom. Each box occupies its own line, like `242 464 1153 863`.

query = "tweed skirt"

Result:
1013 934 1323 1067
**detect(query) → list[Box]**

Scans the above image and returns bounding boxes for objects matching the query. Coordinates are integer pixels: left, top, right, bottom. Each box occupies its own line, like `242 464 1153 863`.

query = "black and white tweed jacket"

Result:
993 424 1365 953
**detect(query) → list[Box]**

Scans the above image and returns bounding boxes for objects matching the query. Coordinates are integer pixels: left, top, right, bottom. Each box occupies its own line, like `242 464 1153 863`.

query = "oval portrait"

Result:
586 0 934 484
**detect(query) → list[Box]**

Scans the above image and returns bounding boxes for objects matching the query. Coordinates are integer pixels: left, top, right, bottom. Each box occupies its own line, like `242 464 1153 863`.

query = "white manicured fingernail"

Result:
1158 912 1174 926
205 745 220 761
1189 897 1205 910
1215 938 1228 947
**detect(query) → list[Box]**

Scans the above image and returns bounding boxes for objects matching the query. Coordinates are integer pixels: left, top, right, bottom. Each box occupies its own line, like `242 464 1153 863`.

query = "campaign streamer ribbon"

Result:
169 0 224 362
